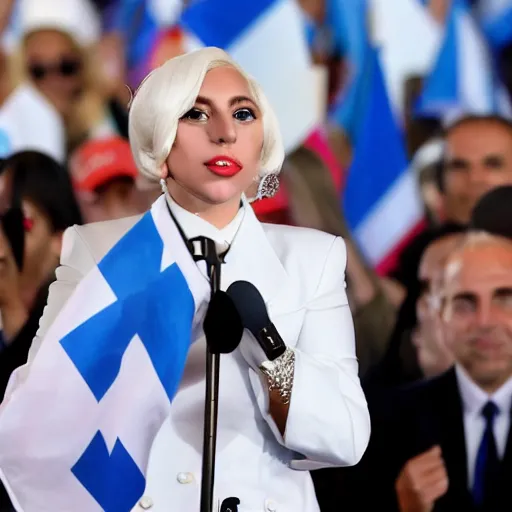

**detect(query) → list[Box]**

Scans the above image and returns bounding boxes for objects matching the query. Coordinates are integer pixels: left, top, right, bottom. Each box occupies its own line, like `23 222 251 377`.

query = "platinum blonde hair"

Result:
128 47 285 182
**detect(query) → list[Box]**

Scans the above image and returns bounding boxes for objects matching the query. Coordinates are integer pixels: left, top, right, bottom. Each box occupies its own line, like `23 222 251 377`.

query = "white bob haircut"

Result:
128 47 285 182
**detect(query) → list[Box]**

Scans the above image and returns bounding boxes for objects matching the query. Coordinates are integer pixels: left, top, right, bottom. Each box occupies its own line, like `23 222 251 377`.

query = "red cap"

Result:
70 137 138 192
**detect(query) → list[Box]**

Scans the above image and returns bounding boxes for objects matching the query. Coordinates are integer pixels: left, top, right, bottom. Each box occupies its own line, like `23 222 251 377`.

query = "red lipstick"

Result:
204 155 243 177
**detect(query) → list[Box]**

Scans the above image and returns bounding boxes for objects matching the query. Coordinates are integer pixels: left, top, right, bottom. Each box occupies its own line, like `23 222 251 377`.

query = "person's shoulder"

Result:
372 369 456 419
64 214 143 265
262 223 344 258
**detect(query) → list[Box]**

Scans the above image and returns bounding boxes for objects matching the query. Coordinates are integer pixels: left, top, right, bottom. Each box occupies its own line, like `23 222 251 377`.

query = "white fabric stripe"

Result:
457 11 494 114
354 170 423 265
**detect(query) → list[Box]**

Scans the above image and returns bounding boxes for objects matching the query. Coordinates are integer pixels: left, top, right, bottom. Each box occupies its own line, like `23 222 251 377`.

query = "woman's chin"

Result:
196 183 245 206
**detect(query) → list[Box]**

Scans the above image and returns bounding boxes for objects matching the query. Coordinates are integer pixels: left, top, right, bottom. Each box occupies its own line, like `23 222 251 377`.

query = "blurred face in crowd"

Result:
443 120 512 224
18 198 61 299
0 169 61 307
76 177 148 223
165 66 264 217
414 234 463 377
23 30 84 119
442 236 512 392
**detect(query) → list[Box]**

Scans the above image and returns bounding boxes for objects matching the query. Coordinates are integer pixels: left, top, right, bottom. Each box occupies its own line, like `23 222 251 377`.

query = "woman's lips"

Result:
204 156 243 177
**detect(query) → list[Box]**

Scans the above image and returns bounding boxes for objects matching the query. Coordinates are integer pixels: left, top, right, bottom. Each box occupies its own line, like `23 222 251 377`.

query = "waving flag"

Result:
477 0 512 49
0 195 209 511
180 0 322 153
343 47 424 273
416 0 512 120
328 0 372 141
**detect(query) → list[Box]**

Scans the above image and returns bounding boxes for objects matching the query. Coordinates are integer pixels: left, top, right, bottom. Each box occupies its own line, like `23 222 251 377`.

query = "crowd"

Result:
1 0 512 511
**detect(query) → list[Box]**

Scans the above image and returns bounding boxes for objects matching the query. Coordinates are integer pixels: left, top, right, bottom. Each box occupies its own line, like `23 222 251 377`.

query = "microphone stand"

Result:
189 236 225 512
163 199 227 512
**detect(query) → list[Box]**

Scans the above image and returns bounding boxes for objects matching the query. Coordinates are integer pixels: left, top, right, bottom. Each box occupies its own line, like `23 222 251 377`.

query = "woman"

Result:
7 0 129 154
13 47 369 511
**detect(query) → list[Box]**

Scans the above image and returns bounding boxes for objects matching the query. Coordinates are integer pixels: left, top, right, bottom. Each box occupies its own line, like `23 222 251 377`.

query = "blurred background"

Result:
1 0 512 510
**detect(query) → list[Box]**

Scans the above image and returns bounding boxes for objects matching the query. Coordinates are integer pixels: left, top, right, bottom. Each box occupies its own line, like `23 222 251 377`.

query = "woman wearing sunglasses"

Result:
6 0 128 154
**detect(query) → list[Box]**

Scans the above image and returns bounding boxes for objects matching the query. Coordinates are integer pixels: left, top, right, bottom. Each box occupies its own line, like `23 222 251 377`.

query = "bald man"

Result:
342 233 512 512
413 231 464 378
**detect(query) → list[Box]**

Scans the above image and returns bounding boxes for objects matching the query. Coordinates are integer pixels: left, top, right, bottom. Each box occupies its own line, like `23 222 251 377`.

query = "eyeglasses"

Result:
28 57 82 81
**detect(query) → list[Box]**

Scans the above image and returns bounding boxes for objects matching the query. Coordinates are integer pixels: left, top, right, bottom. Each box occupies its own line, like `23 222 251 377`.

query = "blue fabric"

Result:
60 211 196 510
72 433 145 512
180 0 277 49
482 4 512 49
327 0 371 140
415 1 460 116
107 0 159 69
60 212 195 403
472 401 500 507
342 47 408 231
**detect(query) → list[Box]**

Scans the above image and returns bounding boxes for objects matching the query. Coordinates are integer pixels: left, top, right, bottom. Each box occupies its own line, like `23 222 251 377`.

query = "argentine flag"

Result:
0 195 210 511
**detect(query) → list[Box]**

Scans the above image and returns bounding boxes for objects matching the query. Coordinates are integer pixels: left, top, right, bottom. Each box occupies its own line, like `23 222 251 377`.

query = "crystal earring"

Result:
160 178 169 195
249 173 280 203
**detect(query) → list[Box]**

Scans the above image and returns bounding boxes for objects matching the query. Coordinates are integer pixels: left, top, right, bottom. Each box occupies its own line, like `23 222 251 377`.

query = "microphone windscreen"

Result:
226 281 270 336
203 290 243 354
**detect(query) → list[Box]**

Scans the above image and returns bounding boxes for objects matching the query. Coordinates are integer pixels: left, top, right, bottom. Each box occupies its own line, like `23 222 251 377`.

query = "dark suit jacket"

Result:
332 368 512 511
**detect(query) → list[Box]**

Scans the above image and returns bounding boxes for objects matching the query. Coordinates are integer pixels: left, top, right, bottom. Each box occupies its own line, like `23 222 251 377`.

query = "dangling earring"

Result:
248 172 280 203
160 178 169 195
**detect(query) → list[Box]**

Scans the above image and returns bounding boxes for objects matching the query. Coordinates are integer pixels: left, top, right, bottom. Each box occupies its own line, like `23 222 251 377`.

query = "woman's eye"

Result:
182 108 208 121
234 108 256 122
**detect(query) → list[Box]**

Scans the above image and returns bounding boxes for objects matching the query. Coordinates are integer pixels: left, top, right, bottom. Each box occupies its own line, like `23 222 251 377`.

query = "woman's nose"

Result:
208 115 236 145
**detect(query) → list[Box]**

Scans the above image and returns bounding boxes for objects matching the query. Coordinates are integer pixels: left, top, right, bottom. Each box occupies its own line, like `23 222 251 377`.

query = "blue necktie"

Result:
472 401 500 508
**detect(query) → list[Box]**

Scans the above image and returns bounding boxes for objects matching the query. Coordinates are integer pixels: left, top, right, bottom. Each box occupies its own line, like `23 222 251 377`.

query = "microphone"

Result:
226 281 286 361
203 290 243 354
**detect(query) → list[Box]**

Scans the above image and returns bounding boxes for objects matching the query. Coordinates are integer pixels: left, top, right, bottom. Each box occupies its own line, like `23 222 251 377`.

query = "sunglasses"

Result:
28 58 82 81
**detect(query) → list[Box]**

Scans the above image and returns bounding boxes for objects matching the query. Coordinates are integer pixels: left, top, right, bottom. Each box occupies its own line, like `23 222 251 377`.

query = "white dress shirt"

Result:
455 365 512 488
166 194 244 256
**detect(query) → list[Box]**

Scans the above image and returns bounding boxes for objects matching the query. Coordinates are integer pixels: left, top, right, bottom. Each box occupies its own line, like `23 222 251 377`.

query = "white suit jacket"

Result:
21 196 370 512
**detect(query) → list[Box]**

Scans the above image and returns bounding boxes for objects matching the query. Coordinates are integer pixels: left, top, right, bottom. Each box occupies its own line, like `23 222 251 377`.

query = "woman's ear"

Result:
160 162 169 180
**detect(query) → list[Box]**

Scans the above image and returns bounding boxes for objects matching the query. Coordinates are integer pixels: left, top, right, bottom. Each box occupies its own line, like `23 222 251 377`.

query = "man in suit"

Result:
344 230 512 511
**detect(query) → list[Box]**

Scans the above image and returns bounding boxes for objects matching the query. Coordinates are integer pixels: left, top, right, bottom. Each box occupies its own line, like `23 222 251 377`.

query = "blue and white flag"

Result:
343 47 424 272
0 195 210 512
416 0 512 121
477 0 512 49
328 0 372 141
180 0 323 153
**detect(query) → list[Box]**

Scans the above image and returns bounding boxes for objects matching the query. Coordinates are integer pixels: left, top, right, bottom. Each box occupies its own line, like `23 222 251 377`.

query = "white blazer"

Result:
21 197 370 512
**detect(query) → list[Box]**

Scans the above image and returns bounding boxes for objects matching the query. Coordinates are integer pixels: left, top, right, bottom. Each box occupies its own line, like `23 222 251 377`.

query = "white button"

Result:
177 472 194 484
265 499 278 512
138 496 153 509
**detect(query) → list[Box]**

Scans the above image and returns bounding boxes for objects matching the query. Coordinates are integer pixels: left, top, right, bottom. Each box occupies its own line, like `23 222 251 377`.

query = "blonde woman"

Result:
7 0 128 154
6 47 370 511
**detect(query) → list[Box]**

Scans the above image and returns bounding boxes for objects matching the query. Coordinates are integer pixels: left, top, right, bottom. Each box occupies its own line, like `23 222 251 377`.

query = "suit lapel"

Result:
433 369 474 510
220 202 290 306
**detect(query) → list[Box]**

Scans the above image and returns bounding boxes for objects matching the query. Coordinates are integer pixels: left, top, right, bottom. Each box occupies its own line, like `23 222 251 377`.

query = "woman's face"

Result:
165 65 264 212
24 30 83 118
